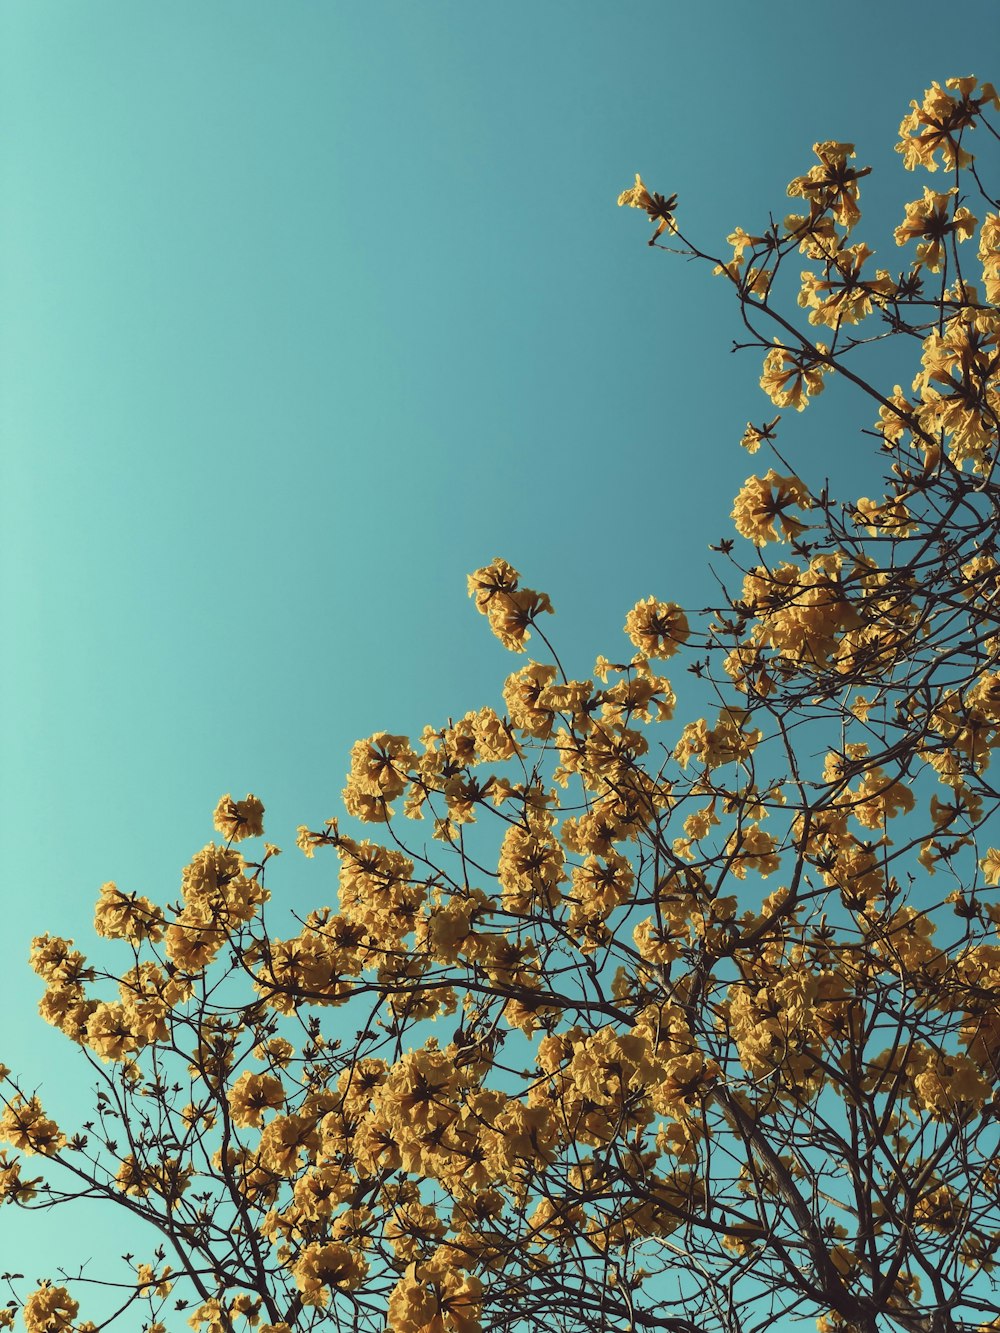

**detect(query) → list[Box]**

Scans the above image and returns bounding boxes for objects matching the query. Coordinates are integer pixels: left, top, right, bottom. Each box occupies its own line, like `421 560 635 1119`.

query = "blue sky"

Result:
2 0 997 1315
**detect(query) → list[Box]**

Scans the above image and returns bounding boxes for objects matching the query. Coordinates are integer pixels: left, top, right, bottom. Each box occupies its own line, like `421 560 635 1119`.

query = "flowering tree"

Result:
3 75 1000 1333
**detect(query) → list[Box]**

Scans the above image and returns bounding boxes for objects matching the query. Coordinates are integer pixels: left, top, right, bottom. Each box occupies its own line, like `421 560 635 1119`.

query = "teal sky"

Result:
2 0 997 1316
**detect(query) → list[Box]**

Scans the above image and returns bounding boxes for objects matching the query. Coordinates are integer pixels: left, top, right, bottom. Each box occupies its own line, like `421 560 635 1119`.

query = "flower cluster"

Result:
4 74 1000 1333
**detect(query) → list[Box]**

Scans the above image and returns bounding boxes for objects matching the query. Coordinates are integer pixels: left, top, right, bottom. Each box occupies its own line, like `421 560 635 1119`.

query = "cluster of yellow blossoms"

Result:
2 74 999 1333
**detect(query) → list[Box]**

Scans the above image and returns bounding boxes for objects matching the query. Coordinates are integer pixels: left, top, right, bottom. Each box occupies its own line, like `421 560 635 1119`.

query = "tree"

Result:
3 74 1000 1333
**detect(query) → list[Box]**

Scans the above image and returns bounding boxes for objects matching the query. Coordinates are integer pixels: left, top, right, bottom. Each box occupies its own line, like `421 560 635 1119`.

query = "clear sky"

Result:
2 0 997 1316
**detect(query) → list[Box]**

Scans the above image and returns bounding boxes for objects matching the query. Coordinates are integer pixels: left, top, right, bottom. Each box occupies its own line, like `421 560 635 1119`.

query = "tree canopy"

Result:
3 74 1000 1333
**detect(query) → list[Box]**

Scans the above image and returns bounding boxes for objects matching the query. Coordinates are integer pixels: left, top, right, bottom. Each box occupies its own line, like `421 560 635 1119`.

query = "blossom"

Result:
93 882 164 943
347 732 415 800
783 211 839 259
0 1149 37 1204
910 1048 991 1119
617 174 678 243
797 243 895 327
227 1070 286 1127
258 1112 319 1176
502 661 558 737
86 1001 139 1062
740 416 780 454
675 709 761 770
212 792 265 843
979 213 1000 303
894 188 976 272
731 470 812 544
188 1300 225 1333
786 142 870 229
759 341 829 411
624 597 690 659
485 585 554 651
981 848 1000 885
853 496 917 537
178 843 265 927
467 557 519 611
22 1285 78 1333
387 1261 484 1333
188 1296 260 1333
0 1096 64 1156
896 77 999 172
292 1241 367 1304
29 935 91 987
723 822 780 879
467 559 553 651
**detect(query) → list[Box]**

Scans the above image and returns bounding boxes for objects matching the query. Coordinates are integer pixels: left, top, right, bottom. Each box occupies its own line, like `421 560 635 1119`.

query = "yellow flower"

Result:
981 848 1000 885
136 1265 173 1298
292 1241 367 1304
911 1049 991 1119
979 213 1000 303
894 187 976 272
0 1096 64 1157
467 556 519 610
502 661 558 737
29 935 91 987
164 913 228 973
617 174 678 244
786 142 870 230
467 559 553 651
853 496 917 537
624 597 690 659
723 822 780 879
740 416 780 454
86 1001 139 1062
798 243 895 327
227 1070 286 1127
188 1298 229 1333
896 77 999 172
94 882 164 944
0 1150 37 1204
387 1261 485 1333
783 211 839 259
759 341 830 411
212 792 265 843
731 470 812 544
347 732 415 800
22 1286 79 1333
258 1112 318 1176
180 843 264 924
486 586 554 652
